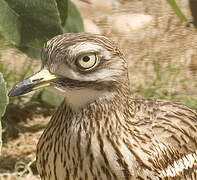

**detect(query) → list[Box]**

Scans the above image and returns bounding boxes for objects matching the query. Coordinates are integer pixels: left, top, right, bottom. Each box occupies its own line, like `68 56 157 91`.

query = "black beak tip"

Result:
8 90 13 97
8 88 17 97
8 79 35 97
8 86 23 97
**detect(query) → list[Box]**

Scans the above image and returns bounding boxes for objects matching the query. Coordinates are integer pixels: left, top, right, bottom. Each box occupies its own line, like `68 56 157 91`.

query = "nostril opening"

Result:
32 78 44 82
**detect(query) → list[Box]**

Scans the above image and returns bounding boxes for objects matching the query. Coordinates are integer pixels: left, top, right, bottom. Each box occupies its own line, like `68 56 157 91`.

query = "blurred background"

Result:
0 0 197 179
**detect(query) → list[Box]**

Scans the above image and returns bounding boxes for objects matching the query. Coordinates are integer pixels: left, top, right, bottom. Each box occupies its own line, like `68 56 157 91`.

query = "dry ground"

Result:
1 0 197 179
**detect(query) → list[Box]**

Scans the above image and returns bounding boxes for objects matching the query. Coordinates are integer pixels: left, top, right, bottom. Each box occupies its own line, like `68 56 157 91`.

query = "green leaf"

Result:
0 0 84 58
19 38 45 59
63 0 84 33
41 90 64 107
56 0 68 27
0 0 22 46
0 73 8 117
0 72 9 155
0 0 63 47
166 0 189 22
19 46 41 59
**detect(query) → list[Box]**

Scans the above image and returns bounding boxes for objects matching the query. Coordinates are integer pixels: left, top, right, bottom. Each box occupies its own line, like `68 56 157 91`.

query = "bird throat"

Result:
63 88 118 111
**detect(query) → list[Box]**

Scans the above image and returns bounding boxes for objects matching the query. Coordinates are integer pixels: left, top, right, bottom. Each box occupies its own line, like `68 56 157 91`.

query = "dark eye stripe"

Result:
52 77 117 91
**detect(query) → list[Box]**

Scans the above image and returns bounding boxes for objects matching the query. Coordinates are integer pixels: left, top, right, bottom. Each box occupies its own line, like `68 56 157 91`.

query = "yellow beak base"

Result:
8 69 57 97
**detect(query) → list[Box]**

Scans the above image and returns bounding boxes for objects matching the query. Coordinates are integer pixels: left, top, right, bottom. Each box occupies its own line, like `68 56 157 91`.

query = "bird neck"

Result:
57 84 131 134
63 81 130 112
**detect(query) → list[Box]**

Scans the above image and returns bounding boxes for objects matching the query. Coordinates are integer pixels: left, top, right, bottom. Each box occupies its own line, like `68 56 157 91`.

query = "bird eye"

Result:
76 53 98 70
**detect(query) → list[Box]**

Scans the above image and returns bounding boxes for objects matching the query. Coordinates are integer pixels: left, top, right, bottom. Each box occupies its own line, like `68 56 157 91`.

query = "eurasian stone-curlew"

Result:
9 33 197 179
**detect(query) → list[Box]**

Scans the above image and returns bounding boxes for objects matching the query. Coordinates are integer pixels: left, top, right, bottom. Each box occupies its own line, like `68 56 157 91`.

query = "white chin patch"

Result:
47 86 113 110
47 86 67 97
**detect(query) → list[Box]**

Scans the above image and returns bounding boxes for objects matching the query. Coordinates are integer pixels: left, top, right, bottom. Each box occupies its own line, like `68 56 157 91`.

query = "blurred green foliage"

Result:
0 73 8 154
0 0 84 58
133 61 197 111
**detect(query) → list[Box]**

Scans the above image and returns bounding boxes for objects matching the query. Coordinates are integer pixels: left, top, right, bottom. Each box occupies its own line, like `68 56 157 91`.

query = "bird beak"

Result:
8 69 57 97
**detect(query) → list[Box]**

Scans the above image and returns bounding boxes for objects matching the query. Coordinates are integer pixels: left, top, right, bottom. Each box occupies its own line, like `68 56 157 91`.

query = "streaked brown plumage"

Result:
9 33 197 179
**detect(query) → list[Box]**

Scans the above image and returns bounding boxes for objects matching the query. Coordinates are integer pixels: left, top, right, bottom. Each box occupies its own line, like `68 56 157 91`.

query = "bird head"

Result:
9 33 129 109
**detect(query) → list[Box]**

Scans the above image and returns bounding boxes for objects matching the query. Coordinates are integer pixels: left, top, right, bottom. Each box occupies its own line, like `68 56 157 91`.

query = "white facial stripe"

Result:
69 42 111 59
56 64 122 82
52 41 124 82
57 64 80 80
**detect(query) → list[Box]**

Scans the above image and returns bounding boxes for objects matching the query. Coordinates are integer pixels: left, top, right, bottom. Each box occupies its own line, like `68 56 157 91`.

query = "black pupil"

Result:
83 56 90 62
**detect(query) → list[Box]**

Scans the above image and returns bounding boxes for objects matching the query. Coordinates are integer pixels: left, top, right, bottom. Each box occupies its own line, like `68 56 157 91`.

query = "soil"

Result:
0 103 53 180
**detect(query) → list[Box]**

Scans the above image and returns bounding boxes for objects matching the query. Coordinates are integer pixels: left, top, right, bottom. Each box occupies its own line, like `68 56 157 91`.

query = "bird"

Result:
8 33 197 179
